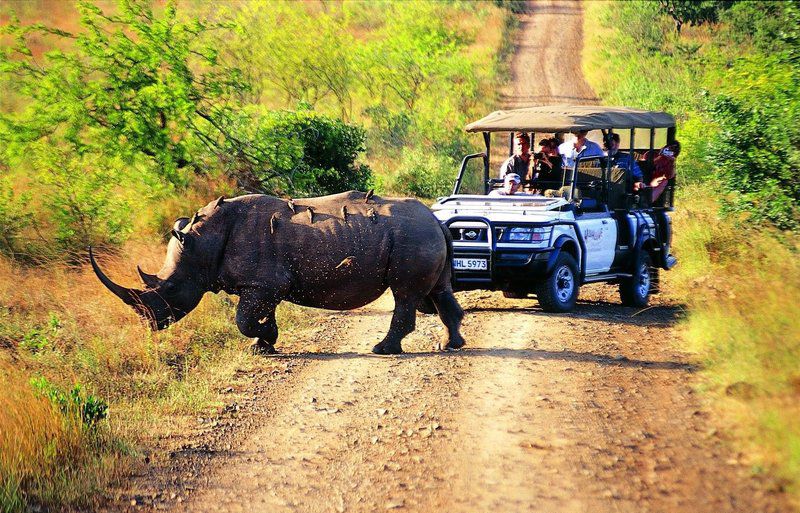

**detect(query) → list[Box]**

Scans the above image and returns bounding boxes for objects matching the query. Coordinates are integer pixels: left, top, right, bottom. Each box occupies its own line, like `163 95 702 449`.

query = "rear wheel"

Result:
620 252 653 307
502 290 528 299
536 253 579 312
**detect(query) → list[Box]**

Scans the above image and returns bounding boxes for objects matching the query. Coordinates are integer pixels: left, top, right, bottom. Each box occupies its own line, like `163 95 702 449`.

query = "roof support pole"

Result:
483 132 491 195
604 128 613 205
628 129 635 207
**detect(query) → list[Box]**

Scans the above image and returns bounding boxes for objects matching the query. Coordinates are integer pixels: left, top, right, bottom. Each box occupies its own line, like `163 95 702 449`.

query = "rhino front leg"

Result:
236 291 280 355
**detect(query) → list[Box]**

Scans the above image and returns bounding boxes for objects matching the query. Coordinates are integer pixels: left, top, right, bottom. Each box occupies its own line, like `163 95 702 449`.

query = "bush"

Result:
30 377 109 430
390 148 455 199
0 178 32 259
262 110 373 196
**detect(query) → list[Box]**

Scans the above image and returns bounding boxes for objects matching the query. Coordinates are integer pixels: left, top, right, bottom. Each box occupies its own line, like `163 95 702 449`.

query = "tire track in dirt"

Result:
501 0 598 108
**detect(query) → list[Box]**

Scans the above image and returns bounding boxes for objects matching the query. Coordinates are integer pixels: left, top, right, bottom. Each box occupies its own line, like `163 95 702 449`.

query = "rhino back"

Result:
217 192 445 309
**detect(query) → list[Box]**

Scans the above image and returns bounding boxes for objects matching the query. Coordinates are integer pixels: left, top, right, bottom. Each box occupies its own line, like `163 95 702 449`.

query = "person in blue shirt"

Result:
604 133 644 191
558 130 604 168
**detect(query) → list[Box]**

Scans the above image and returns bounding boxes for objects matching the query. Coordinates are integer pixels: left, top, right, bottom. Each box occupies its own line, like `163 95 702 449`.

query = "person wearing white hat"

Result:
489 173 522 196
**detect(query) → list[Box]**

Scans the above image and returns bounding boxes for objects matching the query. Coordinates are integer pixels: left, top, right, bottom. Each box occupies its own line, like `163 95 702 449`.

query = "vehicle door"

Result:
576 212 617 273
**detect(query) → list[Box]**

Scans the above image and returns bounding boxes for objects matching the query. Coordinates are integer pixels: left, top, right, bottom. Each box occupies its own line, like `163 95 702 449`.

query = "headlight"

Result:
507 227 551 243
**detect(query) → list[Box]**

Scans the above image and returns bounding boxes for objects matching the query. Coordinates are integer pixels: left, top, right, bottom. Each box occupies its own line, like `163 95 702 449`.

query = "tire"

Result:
502 290 529 299
536 253 579 312
619 252 653 307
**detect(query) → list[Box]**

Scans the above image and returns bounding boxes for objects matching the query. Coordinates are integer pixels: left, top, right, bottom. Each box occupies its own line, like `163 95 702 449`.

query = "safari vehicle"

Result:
431 105 678 312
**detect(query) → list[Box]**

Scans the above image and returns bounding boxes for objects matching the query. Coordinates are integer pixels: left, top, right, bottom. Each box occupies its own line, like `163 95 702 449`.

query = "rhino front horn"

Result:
88 247 143 307
137 266 161 289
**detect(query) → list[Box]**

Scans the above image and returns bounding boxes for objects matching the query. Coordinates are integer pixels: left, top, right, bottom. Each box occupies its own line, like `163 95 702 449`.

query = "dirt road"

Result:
110 2 788 512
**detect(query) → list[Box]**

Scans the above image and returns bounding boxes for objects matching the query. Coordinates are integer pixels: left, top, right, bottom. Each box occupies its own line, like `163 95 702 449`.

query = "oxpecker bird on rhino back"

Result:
90 190 466 355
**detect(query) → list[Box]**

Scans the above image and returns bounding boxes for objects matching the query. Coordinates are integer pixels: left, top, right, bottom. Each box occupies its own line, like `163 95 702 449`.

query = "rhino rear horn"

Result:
137 266 161 289
88 247 143 307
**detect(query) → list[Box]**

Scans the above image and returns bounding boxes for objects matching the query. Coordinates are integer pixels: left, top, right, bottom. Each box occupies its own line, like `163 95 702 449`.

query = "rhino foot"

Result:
372 342 403 355
251 342 277 356
442 336 466 352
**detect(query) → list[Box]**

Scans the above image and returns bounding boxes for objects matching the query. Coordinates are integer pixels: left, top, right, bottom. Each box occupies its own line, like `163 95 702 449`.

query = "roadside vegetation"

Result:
0 1 516 510
583 0 800 501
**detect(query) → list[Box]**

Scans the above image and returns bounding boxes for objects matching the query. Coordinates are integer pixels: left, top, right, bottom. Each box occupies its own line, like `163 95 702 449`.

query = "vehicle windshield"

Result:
458 156 487 195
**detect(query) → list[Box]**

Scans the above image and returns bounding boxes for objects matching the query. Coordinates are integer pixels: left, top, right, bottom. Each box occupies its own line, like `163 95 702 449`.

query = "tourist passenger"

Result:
603 133 644 191
499 132 532 179
489 173 523 196
529 139 562 183
558 130 604 169
643 140 681 202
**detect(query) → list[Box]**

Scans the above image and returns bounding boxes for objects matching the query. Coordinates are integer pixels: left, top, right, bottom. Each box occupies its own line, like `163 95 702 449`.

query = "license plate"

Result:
453 258 488 271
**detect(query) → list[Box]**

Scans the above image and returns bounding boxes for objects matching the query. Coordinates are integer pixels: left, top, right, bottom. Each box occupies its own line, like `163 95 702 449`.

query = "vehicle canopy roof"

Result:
465 104 675 133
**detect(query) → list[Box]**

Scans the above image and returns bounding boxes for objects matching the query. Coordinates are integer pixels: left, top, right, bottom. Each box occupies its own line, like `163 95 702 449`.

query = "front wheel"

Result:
536 253 579 312
619 252 653 307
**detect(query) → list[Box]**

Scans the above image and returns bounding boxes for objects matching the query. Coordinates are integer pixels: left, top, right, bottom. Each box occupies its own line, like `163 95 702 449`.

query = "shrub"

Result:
390 148 455 199
30 377 109 429
0 178 32 259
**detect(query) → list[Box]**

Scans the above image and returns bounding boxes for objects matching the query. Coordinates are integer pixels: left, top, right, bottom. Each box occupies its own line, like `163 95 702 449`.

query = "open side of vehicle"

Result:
432 105 678 312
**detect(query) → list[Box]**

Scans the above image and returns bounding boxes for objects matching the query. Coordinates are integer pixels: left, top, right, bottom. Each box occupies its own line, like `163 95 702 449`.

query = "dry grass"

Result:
0 235 322 511
0 359 127 512
667 186 800 498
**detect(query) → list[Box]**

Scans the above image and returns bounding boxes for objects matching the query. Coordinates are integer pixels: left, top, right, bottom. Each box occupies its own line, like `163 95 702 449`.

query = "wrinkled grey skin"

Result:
90 191 465 355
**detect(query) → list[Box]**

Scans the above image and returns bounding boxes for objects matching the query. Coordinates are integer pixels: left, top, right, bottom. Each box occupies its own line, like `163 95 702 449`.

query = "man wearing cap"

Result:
489 173 523 196
498 132 532 179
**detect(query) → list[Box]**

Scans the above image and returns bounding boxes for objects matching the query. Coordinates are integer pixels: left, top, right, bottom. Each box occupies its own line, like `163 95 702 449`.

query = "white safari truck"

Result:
432 105 678 312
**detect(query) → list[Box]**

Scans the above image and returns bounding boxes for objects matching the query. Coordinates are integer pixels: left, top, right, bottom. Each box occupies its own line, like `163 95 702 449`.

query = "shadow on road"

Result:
268 348 696 372
462 303 682 328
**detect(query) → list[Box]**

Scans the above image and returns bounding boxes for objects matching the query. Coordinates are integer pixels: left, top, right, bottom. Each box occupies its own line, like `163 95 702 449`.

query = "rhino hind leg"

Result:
430 290 465 351
372 294 418 355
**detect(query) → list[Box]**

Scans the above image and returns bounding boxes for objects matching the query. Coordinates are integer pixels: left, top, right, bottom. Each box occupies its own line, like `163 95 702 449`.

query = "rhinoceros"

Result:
90 190 465 355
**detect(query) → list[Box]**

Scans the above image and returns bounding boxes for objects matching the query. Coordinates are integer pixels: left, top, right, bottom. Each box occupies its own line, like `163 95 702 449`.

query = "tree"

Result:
0 0 372 252
657 0 732 34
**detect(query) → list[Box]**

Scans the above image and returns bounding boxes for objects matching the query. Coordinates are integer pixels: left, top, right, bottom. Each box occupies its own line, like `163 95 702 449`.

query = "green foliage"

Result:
707 80 800 229
239 109 372 196
585 0 799 228
0 178 32 259
657 0 732 34
0 0 375 254
30 377 109 429
220 0 502 187
391 149 455 199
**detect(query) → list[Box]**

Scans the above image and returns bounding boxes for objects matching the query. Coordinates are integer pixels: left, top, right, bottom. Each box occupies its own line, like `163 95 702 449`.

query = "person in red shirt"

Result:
643 140 681 202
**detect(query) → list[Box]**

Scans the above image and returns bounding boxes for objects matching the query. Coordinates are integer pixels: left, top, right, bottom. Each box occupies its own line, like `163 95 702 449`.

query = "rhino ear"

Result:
171 229 193 248
173 217 190 232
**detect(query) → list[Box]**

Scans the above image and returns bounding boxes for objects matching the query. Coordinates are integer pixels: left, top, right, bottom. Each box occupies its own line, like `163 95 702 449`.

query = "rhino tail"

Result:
437 221 455 290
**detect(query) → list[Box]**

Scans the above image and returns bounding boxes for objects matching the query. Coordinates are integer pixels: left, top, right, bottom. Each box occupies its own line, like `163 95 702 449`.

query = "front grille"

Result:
450 227 488 242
